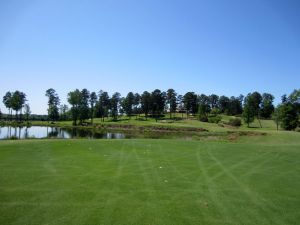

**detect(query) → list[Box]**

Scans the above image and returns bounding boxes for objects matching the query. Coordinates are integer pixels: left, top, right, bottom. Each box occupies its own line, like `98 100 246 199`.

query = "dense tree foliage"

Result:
141 91 151 120
123 92 135 118
242 94 256 127
208 94 219 109
95 91 110 122
133 93 141 118
59 104 69 121
151 89 166 121
110 92 121 121
79 89 90 124
3 92 13 120
260 93 275 118
288 89 300 113
183 92 197 117
45 88 60 121
166 89 177 119
277 103 298 130
2 88 299 131
3 91 27 121
24 104 31 122
67 89 81 125
89 92 97 124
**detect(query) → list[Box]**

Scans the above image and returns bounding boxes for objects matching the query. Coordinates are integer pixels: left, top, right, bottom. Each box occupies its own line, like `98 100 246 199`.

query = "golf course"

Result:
1 1 300 224
1 126 299 225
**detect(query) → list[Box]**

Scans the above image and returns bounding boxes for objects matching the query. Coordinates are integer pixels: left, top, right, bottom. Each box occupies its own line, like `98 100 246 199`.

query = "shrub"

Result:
10 136 18 140
228 118 242 127
199 116 208 122
208 115 222 124
210 108 221 115
279 103 298 130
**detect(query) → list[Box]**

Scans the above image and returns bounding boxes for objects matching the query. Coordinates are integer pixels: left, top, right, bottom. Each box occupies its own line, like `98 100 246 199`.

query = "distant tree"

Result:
272 105 281 131
288 89 300 113
177 95 185 118
67 89 81 125
45 88 60 122
59 104 69 121
198 94 210 114
208 94 219 109
252 92 263 127
243 92 262 127
197 104 208 122
166 89 177 119
150 89 166 121
0 108 2 121
281 94 287 103
141 91 151 120
24 104 31 122
183 92 197 117
79 89 90 124
260 93 275 118
278 102 298 130
227 96 243 115
123 92 135 118
133 93 141 118
119 97 126 116
3 92 13 121
218 95 230 113
11 91 26 121
288 89 300 102
110 92 121 121
89 92 97 124
243 94 256 127
96 91 110 122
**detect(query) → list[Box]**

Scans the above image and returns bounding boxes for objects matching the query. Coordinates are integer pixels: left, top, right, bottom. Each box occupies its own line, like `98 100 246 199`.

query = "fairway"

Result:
0 138 300 225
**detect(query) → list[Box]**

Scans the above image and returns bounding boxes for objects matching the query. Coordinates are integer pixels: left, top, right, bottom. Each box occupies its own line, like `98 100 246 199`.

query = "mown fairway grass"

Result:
1 134 300 225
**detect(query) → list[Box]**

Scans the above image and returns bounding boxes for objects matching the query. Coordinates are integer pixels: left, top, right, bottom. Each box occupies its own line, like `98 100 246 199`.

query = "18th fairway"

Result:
1 134 299 225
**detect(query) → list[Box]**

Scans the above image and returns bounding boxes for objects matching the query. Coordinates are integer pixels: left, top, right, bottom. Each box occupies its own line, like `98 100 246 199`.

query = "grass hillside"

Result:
11 113 287 134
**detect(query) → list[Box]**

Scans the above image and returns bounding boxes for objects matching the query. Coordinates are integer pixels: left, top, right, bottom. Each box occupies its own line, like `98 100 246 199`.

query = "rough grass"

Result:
1 136 300 225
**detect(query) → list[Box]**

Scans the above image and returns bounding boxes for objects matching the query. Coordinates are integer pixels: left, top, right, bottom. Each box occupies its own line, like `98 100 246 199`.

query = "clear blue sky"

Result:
0 0 299 114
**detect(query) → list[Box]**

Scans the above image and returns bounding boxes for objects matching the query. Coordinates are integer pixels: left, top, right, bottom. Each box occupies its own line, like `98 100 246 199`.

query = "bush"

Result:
10 136 18 140
208 115 222 124
228 118 242 127
199 116 208 122
279 103 298 130
210 108 221 115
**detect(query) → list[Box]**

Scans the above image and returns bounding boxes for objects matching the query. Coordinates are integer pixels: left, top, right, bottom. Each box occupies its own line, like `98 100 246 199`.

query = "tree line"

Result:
1 88 299 130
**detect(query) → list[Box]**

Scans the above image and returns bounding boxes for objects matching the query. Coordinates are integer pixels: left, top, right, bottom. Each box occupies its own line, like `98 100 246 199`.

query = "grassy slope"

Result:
1 134 300 225
22 113 283 133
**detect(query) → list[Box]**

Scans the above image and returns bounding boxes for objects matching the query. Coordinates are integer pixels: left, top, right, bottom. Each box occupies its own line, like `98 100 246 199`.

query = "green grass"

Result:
1 135 300 225
18 113 284 134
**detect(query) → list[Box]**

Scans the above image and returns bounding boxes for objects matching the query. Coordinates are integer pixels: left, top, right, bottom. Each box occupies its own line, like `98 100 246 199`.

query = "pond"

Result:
0 126 127 140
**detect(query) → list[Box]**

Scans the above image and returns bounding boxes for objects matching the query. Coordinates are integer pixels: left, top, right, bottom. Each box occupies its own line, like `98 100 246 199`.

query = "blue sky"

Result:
0 0 299 114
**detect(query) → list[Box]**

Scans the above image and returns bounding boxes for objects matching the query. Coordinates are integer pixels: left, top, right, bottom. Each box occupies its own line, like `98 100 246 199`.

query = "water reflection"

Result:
0 126 126 140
